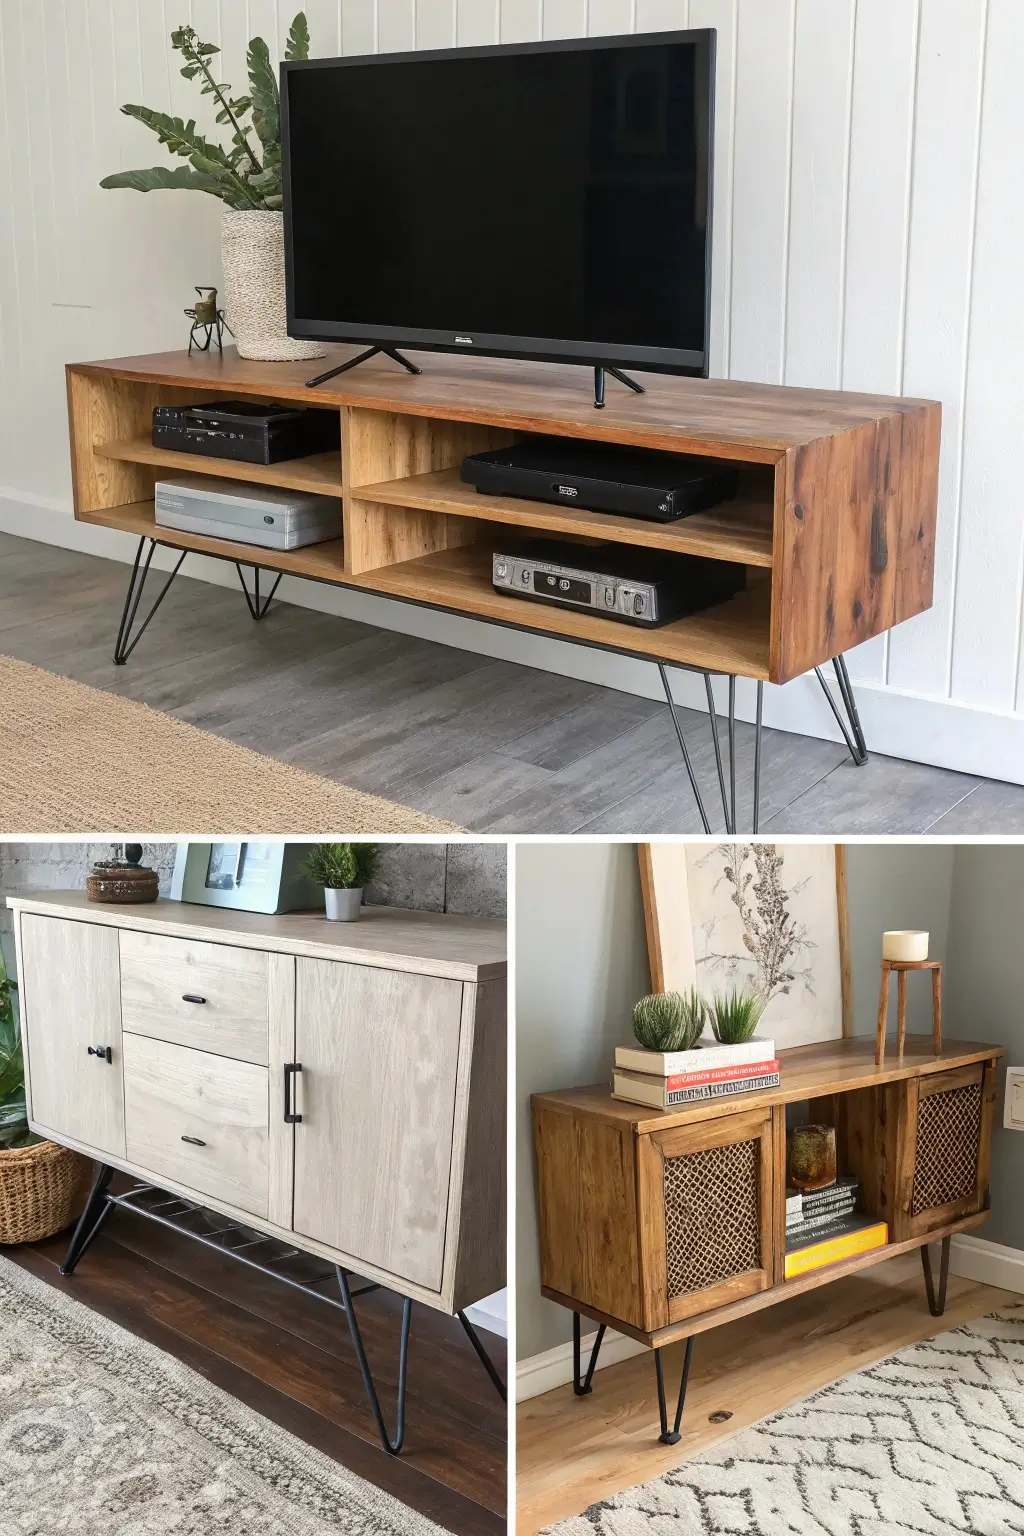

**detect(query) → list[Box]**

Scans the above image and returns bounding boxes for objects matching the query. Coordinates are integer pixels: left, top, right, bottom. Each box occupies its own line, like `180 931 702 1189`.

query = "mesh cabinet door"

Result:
904 1062 995 1238
636 1107 774 1330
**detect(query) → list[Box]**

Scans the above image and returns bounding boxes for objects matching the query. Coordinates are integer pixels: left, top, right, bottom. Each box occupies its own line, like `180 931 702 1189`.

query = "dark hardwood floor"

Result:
7 1201 507 1536
3 529 1023 832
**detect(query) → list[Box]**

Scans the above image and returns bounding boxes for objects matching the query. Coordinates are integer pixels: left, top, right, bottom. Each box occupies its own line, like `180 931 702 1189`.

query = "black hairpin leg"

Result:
235 563 282 621
658 663 712 833
113 537 187 664
654 1336 694 1445
815 654 869 766
59 1162 115 1275
572 1310 606 1396
921 1235 951 1318
457 1310 508 1404
336 1267 412 1455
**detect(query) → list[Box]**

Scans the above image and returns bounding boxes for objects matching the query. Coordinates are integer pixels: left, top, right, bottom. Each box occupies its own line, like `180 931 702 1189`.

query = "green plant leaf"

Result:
247 37 280 149
100 164 236 199
286 12 310 61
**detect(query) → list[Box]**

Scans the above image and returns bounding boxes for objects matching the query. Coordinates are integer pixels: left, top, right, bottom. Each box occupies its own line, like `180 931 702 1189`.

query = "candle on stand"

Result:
882 930 929 963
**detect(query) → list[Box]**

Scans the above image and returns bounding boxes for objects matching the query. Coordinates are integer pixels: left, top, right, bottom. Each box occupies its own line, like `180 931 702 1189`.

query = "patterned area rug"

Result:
0 1255 452 1534
0 654 461 834
547 1305 1024 1535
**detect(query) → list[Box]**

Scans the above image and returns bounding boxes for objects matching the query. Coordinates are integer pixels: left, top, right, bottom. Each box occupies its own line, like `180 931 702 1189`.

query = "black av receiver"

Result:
153 400 340 466
463 438 739 524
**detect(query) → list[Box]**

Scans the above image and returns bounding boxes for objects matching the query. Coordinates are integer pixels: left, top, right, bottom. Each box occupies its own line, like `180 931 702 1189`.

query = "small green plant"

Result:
0 948 39 1151
708 986 766 1045
99 15 311 209
303 843 382 891
632 988 707 1052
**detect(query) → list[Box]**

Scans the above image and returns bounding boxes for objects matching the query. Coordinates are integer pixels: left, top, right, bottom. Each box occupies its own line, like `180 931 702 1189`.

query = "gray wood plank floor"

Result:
3 531 1023 834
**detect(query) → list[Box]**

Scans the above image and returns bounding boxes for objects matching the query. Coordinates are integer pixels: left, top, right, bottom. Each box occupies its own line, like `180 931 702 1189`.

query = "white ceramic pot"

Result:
882 930 929 962
324 887 363 922
220 208 326 362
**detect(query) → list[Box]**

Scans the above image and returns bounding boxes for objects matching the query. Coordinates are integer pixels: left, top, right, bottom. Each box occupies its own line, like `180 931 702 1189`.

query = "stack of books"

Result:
784 1174 887 1278
611 1038 779 1109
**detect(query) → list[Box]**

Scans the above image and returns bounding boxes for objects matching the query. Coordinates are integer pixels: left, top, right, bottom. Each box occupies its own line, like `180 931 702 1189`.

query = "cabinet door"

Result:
293 959 463 1291
19 914 125 1159
636 1107 774 1331
902 1063 995 1238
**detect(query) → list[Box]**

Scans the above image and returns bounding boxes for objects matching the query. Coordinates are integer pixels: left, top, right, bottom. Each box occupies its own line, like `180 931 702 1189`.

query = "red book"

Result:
663 1059 780 1090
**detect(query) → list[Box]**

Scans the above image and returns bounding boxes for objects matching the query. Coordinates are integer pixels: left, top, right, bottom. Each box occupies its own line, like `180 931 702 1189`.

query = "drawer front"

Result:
120 930 269 1064
123 1032 269 1218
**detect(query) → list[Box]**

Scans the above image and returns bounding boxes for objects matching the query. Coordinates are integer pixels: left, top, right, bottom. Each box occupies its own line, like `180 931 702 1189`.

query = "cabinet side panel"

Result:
449 978 507 1313
66 370 208 516
532 1103 641 1329
12 912 32 1123
771 405 939 680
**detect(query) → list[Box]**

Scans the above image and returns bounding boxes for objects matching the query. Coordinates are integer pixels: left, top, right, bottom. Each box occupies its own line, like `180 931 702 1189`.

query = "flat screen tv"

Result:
281 30 715 386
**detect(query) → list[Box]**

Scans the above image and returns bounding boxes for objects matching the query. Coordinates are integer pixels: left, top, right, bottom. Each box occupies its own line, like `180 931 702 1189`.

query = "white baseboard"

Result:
464 1288 508 1340
516 1326 646 1401
949 1234 1024 1294
3 490 1024 786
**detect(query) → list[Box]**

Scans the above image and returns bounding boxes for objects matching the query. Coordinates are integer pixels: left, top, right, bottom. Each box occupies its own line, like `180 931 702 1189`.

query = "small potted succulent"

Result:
303 843 381 921
631 987 708 1053
708 985 767 1045
0 948 90 1244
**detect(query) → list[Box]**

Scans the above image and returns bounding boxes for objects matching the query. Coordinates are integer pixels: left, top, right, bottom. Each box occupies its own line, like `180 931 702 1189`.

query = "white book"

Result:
614 1037 776 1077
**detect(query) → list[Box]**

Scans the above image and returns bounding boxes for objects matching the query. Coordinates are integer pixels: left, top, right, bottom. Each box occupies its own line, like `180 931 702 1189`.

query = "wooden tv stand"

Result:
532 1035 1000 1443
65 347 940 830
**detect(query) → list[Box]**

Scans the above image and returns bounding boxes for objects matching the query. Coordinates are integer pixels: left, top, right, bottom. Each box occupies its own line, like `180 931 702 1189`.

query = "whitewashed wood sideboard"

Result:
8 892 507 1453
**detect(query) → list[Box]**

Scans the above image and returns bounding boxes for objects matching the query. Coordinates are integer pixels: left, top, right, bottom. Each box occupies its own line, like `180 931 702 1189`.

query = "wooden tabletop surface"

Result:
533 1034 1004 1132
69 347 938 459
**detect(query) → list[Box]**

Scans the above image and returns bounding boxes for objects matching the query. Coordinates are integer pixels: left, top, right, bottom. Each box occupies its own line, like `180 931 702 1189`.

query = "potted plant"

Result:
631 988 707 1053
304 843 382 921
99 15 326 363
708 985 767 1045
0 949 90 1245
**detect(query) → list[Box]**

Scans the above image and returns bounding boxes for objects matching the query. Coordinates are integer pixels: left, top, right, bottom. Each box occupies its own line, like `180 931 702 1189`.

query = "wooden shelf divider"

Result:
93 435 343 497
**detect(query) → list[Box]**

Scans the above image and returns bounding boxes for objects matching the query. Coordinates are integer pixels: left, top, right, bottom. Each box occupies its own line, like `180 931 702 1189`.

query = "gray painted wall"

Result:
516 841 959 1362
945 845 1024 1251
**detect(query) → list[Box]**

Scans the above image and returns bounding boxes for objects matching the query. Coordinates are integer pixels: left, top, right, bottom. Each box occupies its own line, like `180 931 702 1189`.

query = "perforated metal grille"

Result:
911 1082 983 1216
664 1139 761 1298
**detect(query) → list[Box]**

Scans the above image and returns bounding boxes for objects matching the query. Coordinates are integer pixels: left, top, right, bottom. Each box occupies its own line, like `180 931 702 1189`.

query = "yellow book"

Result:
784 1219 888 1279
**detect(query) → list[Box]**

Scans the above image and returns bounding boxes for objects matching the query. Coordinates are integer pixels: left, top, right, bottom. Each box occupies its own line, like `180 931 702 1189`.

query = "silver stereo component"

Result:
155 475 341 551
493 551 662 622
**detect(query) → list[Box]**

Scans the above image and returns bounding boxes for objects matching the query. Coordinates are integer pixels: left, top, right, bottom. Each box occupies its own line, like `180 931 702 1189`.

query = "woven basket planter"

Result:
0 1140 91 1245
220 208 326 362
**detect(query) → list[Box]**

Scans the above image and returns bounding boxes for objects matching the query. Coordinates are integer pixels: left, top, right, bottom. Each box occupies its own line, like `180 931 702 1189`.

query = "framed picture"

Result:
638 842 851 1046
170 842 321 914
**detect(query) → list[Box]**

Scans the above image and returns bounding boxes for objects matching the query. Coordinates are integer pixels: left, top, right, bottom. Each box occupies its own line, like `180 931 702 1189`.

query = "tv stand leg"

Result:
305 346 422 388
594 364 646 409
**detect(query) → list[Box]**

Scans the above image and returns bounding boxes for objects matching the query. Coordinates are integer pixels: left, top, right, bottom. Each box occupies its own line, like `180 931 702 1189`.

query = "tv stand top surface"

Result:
71 346 938 462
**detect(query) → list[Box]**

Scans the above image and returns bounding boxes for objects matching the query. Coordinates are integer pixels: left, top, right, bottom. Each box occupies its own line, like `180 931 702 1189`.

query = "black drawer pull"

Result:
86 1045 113 1064
181 994 207 1005
284 1061 303 1124
180 1134 207 1147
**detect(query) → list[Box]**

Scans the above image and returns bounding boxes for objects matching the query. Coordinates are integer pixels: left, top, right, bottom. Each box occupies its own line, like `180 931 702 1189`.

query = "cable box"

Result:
462 437 739 524
155 475 341 551
153 400 340 466
492 540 744 628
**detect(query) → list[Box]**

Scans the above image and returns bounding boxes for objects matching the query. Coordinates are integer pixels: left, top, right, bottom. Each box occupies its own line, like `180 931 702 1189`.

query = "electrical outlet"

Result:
1004 1068 1024 1131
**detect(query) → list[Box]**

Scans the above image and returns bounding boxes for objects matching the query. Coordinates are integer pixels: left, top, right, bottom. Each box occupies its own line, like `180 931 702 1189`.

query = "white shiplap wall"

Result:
1 0 1021 781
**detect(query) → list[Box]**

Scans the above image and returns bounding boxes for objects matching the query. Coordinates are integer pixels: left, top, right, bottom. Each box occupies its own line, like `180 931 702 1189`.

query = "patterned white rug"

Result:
0 1254 453 1535
547 1304 1024 1535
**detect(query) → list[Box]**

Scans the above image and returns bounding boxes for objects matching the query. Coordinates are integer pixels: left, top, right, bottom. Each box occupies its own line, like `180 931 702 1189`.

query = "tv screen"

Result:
282 30 715 376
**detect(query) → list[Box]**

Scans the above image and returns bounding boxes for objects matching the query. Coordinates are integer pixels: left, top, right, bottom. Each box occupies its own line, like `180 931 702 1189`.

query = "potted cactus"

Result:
303 843 382 921
631 988 708 1053
100 16 325 363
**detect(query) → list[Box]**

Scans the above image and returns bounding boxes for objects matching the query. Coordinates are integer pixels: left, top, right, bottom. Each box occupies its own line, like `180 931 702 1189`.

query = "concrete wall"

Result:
515 840 958 1362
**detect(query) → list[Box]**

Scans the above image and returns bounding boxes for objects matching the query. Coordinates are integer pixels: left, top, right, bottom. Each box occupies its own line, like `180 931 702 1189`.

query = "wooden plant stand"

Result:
64 348 940 832
876 959 943 1066
532 1035 1000 1444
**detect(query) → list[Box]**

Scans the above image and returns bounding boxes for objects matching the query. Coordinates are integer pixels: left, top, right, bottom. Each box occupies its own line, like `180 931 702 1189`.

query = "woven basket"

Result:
220 208 326 362
0 1140 91 1245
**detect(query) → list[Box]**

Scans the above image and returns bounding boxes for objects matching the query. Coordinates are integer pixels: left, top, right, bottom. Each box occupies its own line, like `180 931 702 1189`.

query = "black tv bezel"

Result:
280 29 716 379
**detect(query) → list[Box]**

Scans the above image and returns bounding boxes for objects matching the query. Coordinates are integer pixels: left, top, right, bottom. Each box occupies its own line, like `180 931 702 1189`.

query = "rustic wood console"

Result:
532 1035 1000 1443
65 347 940 829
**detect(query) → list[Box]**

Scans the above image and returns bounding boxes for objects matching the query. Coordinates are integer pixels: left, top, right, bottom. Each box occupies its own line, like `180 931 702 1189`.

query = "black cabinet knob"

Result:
86 1045 113 1064
181 994 207 1005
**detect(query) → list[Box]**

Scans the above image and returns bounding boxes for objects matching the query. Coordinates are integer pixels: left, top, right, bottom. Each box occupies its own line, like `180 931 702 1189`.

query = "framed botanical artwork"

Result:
638 843 851 1046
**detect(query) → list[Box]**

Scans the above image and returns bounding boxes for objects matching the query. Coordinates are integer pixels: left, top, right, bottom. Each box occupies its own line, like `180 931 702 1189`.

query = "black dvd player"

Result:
152 400 340 466
492 540 745 628
462 437 739 523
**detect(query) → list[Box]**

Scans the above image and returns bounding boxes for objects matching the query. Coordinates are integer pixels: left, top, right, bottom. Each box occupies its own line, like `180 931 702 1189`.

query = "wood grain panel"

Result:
122 1032 269 1218
266 951 296 1233
66 370 212 515
119 929 269 1064
447 977 507 1313
20 914 125 1158
95 435 343 497
293 959 464 1291
532 1102 642 1329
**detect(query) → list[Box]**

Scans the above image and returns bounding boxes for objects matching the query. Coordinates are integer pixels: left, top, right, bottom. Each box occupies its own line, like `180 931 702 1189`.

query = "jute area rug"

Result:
0 655 460 834
0 1254 453 1535
547 1304 1024 1535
